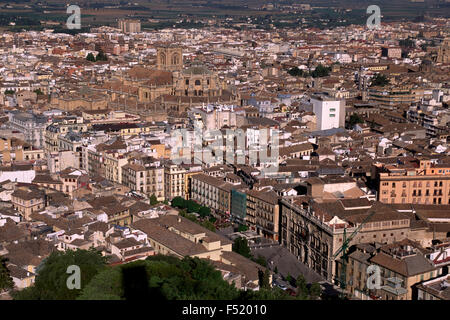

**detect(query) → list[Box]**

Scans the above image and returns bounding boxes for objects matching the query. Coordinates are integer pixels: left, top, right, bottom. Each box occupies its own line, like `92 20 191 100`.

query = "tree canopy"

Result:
232 237 252 259
0 256 13 292
150 194 158 205
370 73 390 87
12 249 107 300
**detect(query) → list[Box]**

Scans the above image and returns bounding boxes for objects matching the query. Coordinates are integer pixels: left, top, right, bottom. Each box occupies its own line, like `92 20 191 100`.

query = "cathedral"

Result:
105 45 237 115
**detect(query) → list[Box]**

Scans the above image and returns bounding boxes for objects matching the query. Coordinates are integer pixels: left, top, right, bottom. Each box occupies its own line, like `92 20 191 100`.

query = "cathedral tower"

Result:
156 45 183 71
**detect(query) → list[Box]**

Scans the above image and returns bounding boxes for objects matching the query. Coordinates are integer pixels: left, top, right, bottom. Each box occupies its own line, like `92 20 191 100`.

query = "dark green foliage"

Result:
200 220 216 232
309 282 322 299
399 38 415 48
348 114 364 127
33 89 44 95
258 269 271 289
288 67 308 77
12 249 107 300
274 266 278 274
4 90 15 95
286 274 293 285
150 194 158 205
370 73 390 87
237 224 248 232
198 206 211 218
79 256 239 300
232 237 252 259
253 255 267 268
310 64 331 78
96 49 108 61
186 200 201 213
171 196 186 208
296 274 308 299
86 53 96 62
0 256 13 292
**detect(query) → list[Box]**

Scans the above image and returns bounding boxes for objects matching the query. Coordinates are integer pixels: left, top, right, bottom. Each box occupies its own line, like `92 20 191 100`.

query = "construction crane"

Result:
331 209 377 296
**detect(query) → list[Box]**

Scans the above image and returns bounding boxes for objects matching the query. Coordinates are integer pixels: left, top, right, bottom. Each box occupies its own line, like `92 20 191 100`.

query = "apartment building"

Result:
11 186 46 221
246 189 280 241
118 19 141 33
122 158 165 201
374 157 450 205
190 173 234 215
346 239 440 300
367 87 418 106
7 111 49 149
0 136 44 163
104 152 128 184
417 275 450 300
164 162 186 200
44 116 88 153
311 94 345 131
280 197 413 282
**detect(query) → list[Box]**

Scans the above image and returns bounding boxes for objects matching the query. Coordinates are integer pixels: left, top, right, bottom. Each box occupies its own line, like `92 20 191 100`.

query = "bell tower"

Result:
157 45 183 71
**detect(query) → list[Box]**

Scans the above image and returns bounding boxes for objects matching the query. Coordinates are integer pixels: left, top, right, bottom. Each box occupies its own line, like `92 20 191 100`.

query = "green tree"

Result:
12 249 107 300
274 266 278 274
288 67 307 77
348 114 363 127
200 220 216 232
171 196 186 209
309 282 322 299
258 268 271 289
198 206 211 218
311 64 331 78
186 200 201 213
237 224 248 232
0 256 13 292
86 53 96 62
232 237 252 259
370 73 390 87
296 274 308 299
33 89 44 95
4 90 15 95
150 194 158 206
79 256 240 300
96 49 108 61
253 255 267 268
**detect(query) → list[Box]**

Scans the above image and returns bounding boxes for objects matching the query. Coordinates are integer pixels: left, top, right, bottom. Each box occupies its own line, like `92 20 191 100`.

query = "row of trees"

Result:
288 64 331 78
171 196 215 231
86 50 108 62
171 196 211 218
11 249 304 300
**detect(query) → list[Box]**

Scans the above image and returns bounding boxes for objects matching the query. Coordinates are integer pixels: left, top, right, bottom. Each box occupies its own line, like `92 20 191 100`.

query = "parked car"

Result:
274 282 287 290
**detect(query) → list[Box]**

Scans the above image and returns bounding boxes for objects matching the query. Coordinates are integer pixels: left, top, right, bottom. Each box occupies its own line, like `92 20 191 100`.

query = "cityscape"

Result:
0 0 449 307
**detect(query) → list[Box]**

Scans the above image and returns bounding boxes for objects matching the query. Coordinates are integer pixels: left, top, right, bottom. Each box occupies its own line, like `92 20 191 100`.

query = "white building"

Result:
311 95 345 131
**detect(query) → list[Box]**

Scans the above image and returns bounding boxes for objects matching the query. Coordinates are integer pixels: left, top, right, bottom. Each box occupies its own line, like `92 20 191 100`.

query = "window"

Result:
195 80 201 85
329 114 335 117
